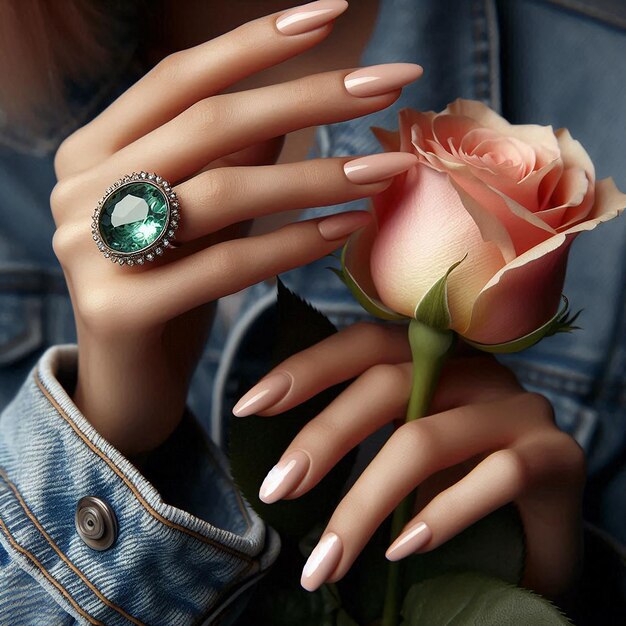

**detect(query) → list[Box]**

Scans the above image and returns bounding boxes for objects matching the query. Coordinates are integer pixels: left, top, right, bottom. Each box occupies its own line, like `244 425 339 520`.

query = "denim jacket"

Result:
1 0 625 624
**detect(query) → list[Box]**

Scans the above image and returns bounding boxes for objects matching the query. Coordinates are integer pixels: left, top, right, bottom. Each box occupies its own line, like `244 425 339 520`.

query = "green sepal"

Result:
464 295 582 354
325 241 407 322
413 255 467 329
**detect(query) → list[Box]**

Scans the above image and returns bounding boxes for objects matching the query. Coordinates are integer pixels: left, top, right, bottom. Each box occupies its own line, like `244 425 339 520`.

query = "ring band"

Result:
92 171 180 266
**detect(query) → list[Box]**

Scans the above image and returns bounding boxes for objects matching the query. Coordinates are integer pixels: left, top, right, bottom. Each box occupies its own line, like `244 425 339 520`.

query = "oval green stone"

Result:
99 182 169 254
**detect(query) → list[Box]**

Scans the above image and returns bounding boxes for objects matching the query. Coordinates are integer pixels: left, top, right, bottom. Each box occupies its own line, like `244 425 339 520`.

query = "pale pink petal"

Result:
370 164 505 327
399 108 436 152
463 177 626 344
444 99 560 158
536 167 592 229
431 114 479 154
446 168 555 258
556 128 595 181
461 233 570 344
565 176 626 228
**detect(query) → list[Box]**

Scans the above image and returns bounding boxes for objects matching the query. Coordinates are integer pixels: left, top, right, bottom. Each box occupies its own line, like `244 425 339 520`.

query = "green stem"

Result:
381 320 455 626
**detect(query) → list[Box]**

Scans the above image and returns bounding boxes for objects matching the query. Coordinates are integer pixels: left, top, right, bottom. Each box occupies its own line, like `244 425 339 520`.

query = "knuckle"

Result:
187 97 224 132
362 363 408 392
152 50 188 83
201 168 237 206
54 133 82 177
207 241 240 277
350 320 390 346
390 420 436 459
550 433 587 481
490 449 529 491
522 391 556 424
49 178 80 216
52 224 81 264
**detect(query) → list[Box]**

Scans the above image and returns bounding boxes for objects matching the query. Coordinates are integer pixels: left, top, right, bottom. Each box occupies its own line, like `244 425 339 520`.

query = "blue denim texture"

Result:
0 0 625 623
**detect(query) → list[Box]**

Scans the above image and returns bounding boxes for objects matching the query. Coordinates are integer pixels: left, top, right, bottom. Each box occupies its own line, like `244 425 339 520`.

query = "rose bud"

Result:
340 99 626 347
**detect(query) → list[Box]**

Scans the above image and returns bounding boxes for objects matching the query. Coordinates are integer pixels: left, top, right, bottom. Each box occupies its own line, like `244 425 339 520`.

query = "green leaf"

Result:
401 572 573 625
229 278 358 538
413 256 467 329
404 503 525 586
464 295 581 354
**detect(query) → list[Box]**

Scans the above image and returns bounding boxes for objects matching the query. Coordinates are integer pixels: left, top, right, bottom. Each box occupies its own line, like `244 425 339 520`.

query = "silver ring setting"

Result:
92 171 180 266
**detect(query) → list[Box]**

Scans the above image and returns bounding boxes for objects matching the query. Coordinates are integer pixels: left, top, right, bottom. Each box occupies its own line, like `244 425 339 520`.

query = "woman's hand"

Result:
49 1 422 456
233 321 586 598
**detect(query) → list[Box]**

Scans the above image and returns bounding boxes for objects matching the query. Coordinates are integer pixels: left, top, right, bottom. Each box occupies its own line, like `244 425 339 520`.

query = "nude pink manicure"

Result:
259 450 311 504
344 63 424 97
344 152 418 184
301 532 343 591
276 0 349 36
232 372 293 417
385 521 432 561
317 211 371 241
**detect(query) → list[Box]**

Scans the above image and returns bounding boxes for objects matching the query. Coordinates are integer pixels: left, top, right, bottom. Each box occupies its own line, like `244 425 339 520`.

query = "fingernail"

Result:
259 450 310 504
276 0 349 36
344 152 418 184
232 372 293 417
344 63 423 97
317 211 371 241
385 521 432 561
301 532 343 591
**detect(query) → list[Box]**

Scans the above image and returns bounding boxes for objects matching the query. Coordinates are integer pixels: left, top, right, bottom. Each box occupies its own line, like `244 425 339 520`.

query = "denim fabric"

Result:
0 0 625 623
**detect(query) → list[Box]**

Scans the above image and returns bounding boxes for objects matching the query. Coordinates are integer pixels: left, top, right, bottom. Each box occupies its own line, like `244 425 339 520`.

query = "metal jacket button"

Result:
75 496 118 551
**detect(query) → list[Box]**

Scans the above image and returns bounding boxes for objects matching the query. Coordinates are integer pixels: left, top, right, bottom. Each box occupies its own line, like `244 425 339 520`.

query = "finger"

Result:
129 211 372 326
55 1 348 176
513 433 585 597
299 393 538 590
173 154 418 242
254 364 528 503
232 321 412 418
103 64 422 182
236 349 521 420
258 363 413 504
385 432 585 597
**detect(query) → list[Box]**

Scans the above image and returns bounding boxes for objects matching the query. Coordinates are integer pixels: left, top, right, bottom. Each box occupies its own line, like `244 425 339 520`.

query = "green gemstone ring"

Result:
92 171 180 266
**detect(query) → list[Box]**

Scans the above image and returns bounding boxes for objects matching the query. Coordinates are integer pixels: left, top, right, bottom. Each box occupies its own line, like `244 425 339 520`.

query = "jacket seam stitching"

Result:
0 513 104 626
0 467 145 626
33 368 255 563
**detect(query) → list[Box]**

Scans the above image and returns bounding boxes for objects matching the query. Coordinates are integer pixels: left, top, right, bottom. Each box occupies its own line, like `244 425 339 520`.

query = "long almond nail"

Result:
259 450 310 504
317 211 371 241
301 532 343 591
385 522 432 561
344 152 418 184
232 372 292 417
344 63 423 97
276 0 349 36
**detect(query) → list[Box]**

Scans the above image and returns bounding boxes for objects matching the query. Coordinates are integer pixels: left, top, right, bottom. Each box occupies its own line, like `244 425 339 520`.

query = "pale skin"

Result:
49 0 585 601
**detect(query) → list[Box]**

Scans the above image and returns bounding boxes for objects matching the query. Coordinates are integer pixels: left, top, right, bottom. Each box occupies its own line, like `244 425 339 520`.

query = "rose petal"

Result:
447 168 555 259
556 128 595 180
462 233 570 344
432 114 479 155
370 164 505 327
342 208 401 319
463 177 626 344
444 99 560 159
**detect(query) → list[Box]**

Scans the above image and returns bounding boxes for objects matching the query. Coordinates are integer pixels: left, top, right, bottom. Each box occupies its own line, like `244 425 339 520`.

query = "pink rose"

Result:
344 99 626 344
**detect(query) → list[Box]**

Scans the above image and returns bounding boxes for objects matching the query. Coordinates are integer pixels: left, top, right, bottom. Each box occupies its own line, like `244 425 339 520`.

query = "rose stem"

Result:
381 319 455 626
